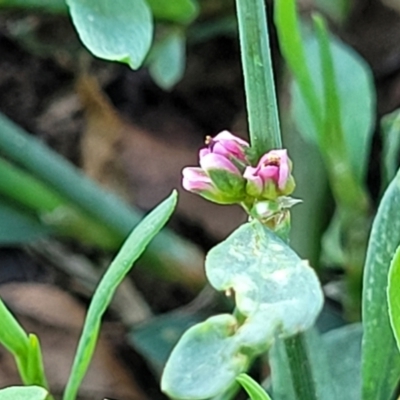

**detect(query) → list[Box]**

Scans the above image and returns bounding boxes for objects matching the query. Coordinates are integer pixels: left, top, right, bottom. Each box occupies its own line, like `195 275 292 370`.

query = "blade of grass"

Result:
0 298 51 395
63 191 177 400
312 14 368 211
274 0 322 133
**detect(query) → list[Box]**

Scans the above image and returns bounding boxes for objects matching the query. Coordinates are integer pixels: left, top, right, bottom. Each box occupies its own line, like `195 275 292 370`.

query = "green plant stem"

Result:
235 0 319 397
0 113 204 288
284 334 318 400
235 0 281 156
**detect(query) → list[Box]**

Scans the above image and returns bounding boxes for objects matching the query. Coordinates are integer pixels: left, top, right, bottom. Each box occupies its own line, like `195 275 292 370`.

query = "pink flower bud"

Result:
181 133 249 204
182 167 215 193
200 153 241 176
199 131 249 163
244 149 295 200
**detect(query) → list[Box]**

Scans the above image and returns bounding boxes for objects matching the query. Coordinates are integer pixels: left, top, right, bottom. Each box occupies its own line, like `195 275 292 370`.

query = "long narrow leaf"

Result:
236 374 272 400
274 0 322 132
388 246 400 351
0 299 49 391
63 191 178 400
362 170 400 400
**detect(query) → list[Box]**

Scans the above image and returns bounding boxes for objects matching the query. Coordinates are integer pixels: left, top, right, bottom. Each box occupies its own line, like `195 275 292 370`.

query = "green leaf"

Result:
381 109 400 186
362 170 400 400
0 298 49 388
66 0 153 69
206 221 323 335
162 221 323 399
291 32 375 183
148 30 186 90
388 246 400 351
0 297 30 357
0 197 49 244
0 386 48 400
63 191 177 400
162 314 249 399
146 0 198 23
236 373 272 400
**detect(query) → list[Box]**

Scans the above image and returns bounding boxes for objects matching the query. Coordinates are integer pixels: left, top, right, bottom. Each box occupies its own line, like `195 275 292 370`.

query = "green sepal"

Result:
208 169 246 200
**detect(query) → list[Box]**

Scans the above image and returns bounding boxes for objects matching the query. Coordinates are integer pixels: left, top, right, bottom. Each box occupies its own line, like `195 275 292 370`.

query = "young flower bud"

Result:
244 149 295 200
181 132 250 205
199 131 249 164
199 153 246 200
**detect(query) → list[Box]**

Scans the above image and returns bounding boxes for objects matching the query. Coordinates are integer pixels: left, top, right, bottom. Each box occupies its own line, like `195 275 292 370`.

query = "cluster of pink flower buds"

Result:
182 131 295 205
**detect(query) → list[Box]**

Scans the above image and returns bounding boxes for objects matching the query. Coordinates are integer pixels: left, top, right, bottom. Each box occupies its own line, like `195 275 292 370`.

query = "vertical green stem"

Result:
284 335 318 400
235 1 319 399
235 0 282 156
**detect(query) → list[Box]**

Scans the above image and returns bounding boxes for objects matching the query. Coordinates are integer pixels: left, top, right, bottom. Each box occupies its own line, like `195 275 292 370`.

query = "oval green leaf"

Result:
148 30 186 90
162 314 248 399
0 386 47 400
66 0 153 69
206 221 323 337
362 170 400 400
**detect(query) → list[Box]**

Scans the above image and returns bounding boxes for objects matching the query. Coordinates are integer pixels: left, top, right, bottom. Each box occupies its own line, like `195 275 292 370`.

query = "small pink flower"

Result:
181 132 248 204
199 131 249 163
244 149 295 200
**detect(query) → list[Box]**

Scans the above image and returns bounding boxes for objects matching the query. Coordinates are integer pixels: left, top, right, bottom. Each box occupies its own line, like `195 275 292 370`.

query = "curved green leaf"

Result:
63 191 177 400
362 170 400 400
388 246 400 351
66 0 153 69
236 373 272 400
0 386 48 400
